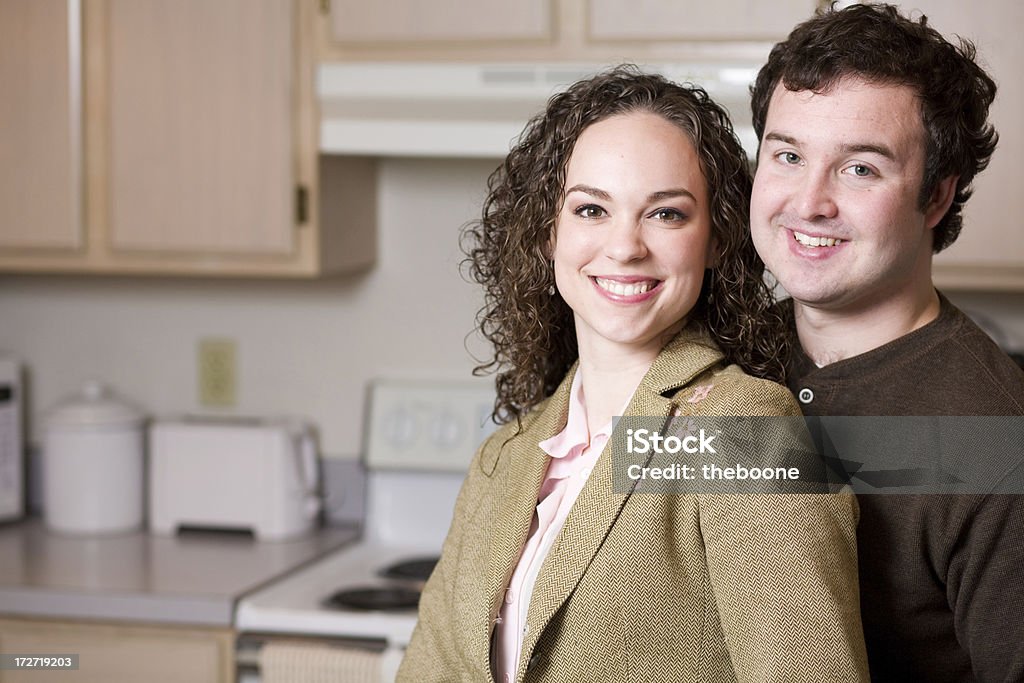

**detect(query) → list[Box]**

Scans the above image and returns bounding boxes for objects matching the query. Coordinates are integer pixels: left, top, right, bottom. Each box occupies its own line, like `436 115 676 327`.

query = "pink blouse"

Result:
492 371 631 683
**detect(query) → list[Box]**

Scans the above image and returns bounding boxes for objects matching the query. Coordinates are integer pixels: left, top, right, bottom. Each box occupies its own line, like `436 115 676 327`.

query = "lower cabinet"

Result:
0 617 234 683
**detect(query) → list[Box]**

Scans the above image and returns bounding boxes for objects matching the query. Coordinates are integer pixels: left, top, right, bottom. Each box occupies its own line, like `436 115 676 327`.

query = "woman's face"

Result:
552 111 714 359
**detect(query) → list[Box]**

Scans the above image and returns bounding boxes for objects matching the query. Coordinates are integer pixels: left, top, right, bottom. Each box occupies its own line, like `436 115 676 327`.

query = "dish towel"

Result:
259 641 387 683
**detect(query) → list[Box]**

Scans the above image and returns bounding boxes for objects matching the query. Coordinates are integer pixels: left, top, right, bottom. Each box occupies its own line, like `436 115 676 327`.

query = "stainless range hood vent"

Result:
317 62 760 159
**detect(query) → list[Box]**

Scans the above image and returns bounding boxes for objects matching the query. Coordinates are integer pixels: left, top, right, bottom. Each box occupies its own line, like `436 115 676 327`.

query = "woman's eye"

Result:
651 208 686 222
778 151 801 165
574 204 606 219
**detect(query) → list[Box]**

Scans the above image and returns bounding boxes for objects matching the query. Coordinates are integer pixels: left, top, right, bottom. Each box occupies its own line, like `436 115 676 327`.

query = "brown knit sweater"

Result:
784 293 1024 682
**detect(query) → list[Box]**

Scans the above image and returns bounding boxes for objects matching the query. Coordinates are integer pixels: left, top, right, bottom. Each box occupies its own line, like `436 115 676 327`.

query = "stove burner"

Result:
325 587 421 612
378 556 439 582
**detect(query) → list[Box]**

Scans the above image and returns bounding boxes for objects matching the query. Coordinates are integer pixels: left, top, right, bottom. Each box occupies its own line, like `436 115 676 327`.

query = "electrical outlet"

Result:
198 338 237 407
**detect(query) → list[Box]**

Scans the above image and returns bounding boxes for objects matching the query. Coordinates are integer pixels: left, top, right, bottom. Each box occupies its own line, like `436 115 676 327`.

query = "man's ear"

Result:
924 175 958 230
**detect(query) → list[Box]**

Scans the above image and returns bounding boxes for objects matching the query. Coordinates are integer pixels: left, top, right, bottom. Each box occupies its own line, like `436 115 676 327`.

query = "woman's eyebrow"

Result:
565 185 695 203
648 188 696 203
565 184 611 200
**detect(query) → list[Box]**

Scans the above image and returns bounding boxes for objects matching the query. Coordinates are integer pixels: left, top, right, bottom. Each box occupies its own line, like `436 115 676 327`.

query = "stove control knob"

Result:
384 407 418 449
432 410 464 449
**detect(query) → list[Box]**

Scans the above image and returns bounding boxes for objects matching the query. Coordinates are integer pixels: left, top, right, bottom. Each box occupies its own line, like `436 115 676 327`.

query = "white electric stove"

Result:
235 380 496 682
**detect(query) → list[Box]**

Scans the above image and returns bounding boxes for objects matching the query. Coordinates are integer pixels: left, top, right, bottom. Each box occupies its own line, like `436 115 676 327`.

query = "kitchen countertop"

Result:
0 518 359 627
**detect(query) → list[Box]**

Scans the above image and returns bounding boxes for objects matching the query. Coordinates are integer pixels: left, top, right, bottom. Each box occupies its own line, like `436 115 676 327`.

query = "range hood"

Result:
317 62 760 160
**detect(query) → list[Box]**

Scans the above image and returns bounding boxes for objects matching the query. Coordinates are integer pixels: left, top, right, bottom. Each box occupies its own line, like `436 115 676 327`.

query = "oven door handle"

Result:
235 634 405 683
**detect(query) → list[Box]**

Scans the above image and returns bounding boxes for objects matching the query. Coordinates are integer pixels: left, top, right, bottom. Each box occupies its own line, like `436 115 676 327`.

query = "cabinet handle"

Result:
296 185 309 225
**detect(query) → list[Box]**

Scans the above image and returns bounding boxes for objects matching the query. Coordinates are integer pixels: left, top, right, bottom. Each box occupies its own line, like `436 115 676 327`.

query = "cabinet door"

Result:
587 0 819 41
330 0 552 43
106 0 295 255
0 617 234 683
0 0 83 250
915 0 1024 287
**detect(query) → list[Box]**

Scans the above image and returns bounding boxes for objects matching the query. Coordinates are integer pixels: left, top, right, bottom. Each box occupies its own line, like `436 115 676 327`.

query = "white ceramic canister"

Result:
43 381 146 534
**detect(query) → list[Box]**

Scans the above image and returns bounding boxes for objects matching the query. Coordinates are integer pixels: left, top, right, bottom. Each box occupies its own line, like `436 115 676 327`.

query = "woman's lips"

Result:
591 276 662 302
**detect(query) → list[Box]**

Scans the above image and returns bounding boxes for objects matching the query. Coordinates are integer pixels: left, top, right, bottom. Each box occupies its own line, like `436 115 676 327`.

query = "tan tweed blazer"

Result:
398 324 868 682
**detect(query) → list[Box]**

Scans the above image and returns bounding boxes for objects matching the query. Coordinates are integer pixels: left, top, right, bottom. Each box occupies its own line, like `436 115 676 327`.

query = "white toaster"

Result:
148 418 321 540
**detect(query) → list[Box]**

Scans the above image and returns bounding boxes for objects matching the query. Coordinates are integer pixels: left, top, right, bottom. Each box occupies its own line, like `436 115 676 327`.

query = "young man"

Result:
750 3 1024 681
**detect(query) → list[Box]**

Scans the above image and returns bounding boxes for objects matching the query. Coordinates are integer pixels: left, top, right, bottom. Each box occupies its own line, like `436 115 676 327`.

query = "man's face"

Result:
751 77 948 315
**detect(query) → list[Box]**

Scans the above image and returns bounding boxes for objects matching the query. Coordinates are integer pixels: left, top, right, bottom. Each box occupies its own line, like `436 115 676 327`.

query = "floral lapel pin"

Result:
687 383 715 404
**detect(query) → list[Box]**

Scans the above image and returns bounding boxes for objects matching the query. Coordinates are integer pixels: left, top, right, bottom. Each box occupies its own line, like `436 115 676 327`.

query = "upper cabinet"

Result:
329 0 552 44
919 0 1024 290
106 0 294 256
317 0 822 62
0 0 83 251
587 0 819 42
0 0 375 278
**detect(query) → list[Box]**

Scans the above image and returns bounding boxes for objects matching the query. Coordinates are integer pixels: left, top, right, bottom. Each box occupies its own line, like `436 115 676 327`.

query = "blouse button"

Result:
503 673 511 683
798 388 814 404
505 590 515 604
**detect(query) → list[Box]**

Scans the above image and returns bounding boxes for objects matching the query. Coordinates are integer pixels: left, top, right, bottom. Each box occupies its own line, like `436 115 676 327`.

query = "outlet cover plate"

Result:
198 338 237 407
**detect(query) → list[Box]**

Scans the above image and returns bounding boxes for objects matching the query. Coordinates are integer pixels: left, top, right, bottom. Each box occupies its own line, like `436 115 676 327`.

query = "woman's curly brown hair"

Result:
464 66 789 424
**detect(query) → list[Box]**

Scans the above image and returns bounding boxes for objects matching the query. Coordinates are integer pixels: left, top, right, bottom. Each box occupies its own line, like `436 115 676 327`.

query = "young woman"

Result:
398 67 868 683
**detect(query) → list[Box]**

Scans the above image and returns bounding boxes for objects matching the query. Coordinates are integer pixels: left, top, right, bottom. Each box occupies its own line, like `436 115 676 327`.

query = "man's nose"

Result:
603 218 648 262
794 170 839 221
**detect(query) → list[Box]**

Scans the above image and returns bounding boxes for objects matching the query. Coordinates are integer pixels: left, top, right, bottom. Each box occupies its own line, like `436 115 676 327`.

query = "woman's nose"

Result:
603 219 648 262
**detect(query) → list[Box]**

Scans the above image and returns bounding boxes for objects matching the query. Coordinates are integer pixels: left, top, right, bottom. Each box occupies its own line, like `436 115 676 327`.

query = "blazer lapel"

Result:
519 383 673 659
519 324 725 665
484 369 576 631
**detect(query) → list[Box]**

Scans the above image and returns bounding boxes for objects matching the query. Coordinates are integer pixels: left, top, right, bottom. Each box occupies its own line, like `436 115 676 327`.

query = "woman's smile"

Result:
591 275 663 300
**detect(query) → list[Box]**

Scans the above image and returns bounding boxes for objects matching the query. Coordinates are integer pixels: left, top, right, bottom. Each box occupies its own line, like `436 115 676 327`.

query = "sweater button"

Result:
798 388 814 404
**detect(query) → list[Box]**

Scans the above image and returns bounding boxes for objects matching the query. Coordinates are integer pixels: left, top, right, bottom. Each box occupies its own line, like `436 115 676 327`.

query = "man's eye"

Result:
575 205 606 218
847 164 873 177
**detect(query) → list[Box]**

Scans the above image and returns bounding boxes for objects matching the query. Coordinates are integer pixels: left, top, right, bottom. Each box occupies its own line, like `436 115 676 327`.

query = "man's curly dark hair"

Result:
463 66 789 424
751 2 998 253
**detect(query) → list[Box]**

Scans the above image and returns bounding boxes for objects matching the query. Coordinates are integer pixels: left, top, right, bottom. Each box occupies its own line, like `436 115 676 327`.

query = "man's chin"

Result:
763 269 836 307
779 285 849 312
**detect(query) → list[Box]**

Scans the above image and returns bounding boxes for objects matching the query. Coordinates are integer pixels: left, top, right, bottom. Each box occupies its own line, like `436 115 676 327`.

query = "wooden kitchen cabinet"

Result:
587 0 818 42
328 0 553 44
916 0 1024 290
318 0 821 62
106 0 294 256
0 0 83 251
0 616 234 683
0 0 375 278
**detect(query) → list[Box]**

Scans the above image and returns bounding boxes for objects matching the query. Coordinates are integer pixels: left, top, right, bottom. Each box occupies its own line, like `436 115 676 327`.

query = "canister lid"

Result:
46 380 146 428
